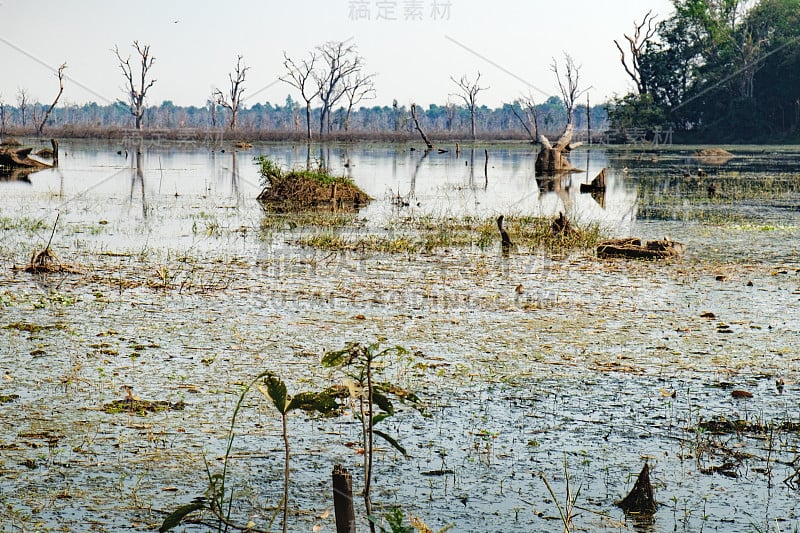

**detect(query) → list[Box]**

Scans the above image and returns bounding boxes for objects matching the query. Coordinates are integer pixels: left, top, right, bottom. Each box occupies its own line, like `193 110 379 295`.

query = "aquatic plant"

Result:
322 339 422 533
159 370 327 533
538 454 583 533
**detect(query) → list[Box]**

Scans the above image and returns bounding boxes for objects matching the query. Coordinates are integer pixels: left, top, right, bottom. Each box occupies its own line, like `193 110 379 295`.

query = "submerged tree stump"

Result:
535 123 582 175
332 465 356 533
497 215 514 256
0 147 53 169
580 168 606 193
551 211 576 237
618 463 657 515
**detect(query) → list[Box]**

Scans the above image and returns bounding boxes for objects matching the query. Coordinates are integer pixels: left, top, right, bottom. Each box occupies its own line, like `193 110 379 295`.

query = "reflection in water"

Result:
0 140 638 232
130 147 147 219
230 151 239 199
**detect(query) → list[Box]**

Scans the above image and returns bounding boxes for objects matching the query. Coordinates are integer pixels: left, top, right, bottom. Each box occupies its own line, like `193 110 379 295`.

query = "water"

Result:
1 139 800 532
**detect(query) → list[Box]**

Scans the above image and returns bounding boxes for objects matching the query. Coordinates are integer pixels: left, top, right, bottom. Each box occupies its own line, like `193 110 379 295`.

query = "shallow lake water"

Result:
1 139 800 532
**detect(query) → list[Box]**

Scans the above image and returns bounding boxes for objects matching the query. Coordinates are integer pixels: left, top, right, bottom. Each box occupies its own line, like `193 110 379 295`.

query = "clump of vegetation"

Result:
255 156 371 210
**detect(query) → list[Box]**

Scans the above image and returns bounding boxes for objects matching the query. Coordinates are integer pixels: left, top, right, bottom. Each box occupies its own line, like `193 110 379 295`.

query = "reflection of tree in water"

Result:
130 146 147 219
536 172 573 213
230 150 239 199
391 149 428 209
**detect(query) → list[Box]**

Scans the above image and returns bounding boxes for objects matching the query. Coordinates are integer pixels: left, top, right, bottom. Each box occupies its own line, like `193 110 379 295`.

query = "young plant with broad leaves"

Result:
160 370 333 533
322 339 423 533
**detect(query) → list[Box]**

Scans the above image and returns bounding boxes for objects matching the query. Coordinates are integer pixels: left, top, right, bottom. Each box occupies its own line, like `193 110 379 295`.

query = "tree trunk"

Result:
332 465 356 533
305 103 312 140
410 104 433 150
535 123 581 175
470 106 476 140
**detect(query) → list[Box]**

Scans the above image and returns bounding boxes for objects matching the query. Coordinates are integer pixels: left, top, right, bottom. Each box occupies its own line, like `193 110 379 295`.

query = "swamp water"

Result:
1 140 800 532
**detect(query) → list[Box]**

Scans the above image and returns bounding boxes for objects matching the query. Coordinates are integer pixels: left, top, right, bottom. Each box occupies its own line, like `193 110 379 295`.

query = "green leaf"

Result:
373 412 392 426
321 342 359 367
258 373 289 414
288 391 341 415
372 390 394 415
159 499 206 532
374 429 407 457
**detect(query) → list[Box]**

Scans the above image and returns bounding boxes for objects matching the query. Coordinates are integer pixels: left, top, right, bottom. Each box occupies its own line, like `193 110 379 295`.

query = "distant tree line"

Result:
609 0 800 142
0 37 614 141
0 93 608 141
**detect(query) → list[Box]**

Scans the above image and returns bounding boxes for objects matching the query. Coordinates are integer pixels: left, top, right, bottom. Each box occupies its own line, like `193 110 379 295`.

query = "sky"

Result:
0 0 675 110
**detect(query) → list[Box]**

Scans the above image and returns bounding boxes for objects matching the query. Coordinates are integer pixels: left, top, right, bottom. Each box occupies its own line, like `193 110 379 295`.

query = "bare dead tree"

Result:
510 93 540 142
410 104 433 150
342 71 375 132
613 10 659 94
444 100 457 131
114 41 156 130
214 55 249 131
551 54 589 125
315 41 363 137
450 72 488 140
32 63 67 137
207 93 218 128
17 88 29 127
281 50 319 140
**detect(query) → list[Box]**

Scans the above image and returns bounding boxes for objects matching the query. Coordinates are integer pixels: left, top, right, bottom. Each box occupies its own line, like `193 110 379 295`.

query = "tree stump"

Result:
497 215 513 256
535 123 582 175
580 168 606 193
618 463 657 515
332 464 356 533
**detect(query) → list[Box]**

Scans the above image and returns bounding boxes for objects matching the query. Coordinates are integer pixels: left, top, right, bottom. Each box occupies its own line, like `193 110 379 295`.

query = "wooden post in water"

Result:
332 464 356 533
51 139 59 167
484 149 489 188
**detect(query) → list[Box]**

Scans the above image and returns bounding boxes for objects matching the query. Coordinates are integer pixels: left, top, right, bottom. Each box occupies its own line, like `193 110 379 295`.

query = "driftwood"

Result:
618 463 657 515
0 147 52 168
0 139 58 169
597 237 685 260
535 123 582 174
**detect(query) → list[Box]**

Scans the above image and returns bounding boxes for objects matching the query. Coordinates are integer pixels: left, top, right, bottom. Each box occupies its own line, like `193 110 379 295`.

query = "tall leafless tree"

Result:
214 55 249 131
17 88 29 127
510 93 540 142
450 72 488 140
342 71 375 131
551 54 588 125
281 50 318 140
444 99 457 131
33 63 67 136
114 41 156 130
206 94 218 128
315 41 363 137
613 10 659 95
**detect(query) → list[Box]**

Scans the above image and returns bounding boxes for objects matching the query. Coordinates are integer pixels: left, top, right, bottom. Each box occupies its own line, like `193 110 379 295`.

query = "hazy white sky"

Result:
0 0 675 109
